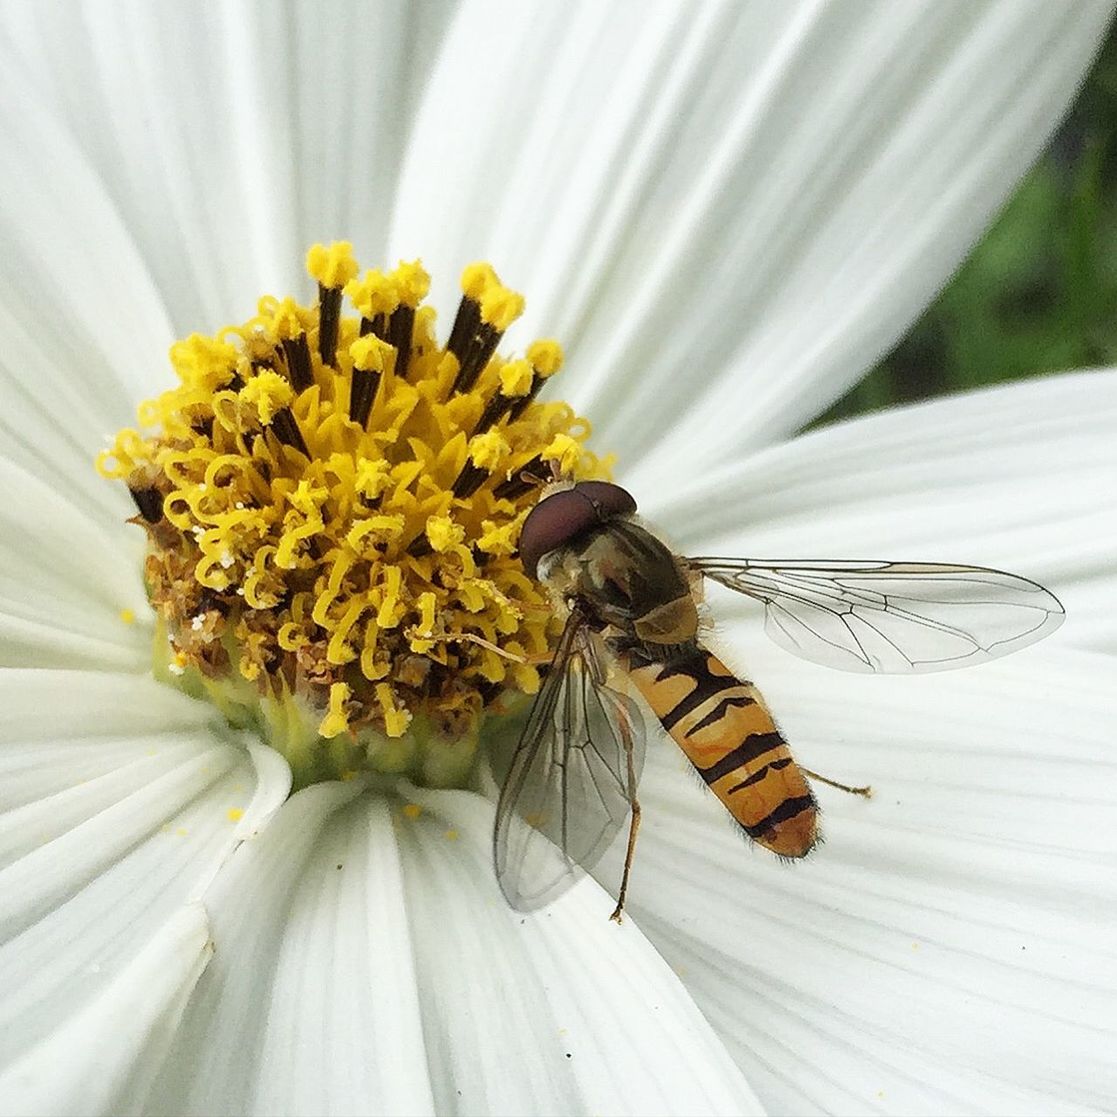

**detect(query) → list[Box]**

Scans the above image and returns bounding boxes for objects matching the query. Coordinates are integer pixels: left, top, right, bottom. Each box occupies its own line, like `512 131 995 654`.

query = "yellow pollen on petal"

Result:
98 244 610 791
226 807 245 823
401 802 423 820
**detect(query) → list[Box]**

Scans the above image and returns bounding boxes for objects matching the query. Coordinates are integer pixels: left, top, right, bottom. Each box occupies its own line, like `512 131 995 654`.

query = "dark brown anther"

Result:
493 455 548 501
388 305 415 380
451 462 489 500
281 334 314 393
360 313 389 340
451 322 502 396
349 367 382 429
271 407 311 458
407 535 433 558
129 486 164 524
317 284 343 367
446 296 481 363
506 373 546 422
473 393 510 436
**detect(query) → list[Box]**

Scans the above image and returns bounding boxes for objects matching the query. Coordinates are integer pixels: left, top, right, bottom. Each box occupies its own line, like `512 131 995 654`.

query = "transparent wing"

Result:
688 558 1065 674
492 609 648 911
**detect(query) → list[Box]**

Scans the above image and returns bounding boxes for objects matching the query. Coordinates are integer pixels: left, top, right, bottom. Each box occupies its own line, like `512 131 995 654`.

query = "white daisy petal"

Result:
0 904 211 1117
0 670 268 1114
0 63 175 516
0 0 459 331
399 787 760 1117
603 647 1117 1116
0 456 149 671
136 780 428 1117
389 0 1111 470
652 370 1117 651
141 783 759 1116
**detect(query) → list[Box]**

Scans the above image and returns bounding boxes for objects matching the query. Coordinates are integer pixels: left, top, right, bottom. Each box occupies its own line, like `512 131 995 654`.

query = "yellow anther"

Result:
468 431 510 471
344 270 399 319
288 479 329 516
170 334 240 393
392 260 431 307
350 334 391 374
543 433 583 475
354 457 392 500
240 370 294 425
119 608 137 625
319 682 352 738
376 684 412 738
226 807 245 823
347 515 406 552
306 242 359 289
425 515 466 554
476 519 520 556
271 297 305 341
401 802 423 820
499 359 534 397
479 284 525 332
461 262 499 300
527 339 564 377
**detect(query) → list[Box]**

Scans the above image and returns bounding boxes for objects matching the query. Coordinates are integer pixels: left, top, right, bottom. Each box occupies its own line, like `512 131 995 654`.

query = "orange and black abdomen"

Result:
625 649 818 856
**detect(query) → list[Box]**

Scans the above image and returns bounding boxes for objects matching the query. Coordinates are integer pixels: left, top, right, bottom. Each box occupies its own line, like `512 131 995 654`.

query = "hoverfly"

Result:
493 480 1064 920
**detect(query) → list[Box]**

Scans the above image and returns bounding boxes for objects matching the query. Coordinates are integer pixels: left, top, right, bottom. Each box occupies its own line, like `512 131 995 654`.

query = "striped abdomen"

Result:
625 648 818 856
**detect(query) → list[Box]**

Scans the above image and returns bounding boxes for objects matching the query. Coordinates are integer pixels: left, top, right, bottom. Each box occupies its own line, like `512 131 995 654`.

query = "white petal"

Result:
142 783 759 1116
0 670 270 1113
0 455 149 671
399 787 760 1117
0 904 212 1117
0 60 175 520
0 0 458 333
389 0 1111 472
652 370 1117 652
603 647 1117 1115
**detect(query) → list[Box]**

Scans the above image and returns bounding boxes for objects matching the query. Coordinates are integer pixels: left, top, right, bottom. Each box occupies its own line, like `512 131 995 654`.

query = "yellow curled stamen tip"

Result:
350 334 391 372
306 241 359 289
479 285 525 332
344 269 399 319
460 262 499 300
271 297 305 340
425 515 466 554
392 260 431 307
498 359 534 398
543 433 583 475
240 370 294 425
469 431 510 470
526 339 564 376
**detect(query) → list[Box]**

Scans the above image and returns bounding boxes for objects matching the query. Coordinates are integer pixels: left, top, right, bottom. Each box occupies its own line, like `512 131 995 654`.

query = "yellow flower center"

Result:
97 243 608 788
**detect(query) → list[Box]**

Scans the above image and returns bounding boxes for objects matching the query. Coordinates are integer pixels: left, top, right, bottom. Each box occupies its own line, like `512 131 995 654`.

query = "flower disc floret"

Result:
97 245 606 788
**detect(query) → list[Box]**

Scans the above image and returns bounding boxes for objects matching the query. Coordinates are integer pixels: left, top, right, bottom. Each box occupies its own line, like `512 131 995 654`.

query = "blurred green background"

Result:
816 30 1117 426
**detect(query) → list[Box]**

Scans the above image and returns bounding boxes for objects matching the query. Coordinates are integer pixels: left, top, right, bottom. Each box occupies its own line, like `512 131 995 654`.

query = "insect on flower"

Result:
494 479 1065 920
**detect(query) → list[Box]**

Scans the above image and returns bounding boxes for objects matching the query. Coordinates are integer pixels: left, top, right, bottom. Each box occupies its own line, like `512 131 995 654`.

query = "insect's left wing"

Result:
688 558 1064 674
493 608 648 911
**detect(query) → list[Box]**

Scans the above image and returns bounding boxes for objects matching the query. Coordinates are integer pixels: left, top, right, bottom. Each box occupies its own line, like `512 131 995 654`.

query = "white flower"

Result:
1 2 1115 1115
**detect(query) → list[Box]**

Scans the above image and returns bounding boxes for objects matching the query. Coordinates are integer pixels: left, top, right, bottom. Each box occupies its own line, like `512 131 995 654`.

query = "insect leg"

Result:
801 767 873 798
609 701 642 924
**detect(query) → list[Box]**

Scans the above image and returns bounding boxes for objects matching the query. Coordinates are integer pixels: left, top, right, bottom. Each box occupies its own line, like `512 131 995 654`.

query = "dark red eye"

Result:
518 481 637 577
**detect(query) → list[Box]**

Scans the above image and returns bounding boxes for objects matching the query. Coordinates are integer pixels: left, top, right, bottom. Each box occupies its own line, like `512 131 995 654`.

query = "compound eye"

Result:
518 482 638 578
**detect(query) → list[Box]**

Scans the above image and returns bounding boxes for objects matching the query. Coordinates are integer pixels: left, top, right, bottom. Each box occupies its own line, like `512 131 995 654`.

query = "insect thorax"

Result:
538 520 699 656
